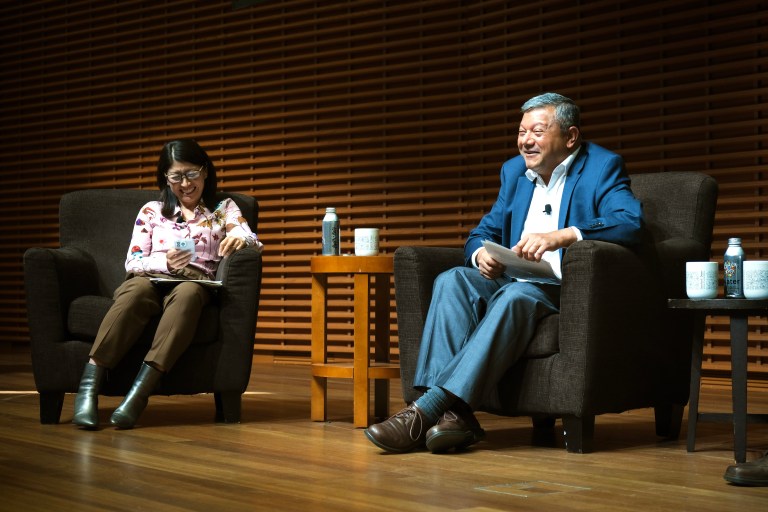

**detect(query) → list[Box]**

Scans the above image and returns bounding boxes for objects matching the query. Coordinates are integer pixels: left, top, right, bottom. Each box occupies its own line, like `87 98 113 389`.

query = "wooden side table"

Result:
668 298 768 462
310 255 400 427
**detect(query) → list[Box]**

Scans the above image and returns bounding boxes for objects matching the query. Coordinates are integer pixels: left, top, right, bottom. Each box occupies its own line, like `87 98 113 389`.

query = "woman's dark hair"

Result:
155 139 218 218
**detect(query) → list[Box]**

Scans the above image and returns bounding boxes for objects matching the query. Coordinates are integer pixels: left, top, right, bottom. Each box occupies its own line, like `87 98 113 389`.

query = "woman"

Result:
72 139 263 430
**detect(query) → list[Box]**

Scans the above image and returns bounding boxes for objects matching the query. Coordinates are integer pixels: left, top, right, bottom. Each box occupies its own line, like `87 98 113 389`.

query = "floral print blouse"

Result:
125 198 262 279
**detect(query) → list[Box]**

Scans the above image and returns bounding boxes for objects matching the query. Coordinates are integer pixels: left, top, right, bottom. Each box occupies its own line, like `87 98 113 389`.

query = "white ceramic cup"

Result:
354 228 379 256
685 261 718 299
743 260 768 299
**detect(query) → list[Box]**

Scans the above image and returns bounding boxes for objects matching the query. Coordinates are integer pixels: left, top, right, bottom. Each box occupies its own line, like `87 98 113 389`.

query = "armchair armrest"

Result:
555 240 665 412
23 247 99 348
213 246 263 390
394 246 464 403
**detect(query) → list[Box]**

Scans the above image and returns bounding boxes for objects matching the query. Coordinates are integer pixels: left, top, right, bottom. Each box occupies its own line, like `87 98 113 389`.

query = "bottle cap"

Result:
728 237 742 244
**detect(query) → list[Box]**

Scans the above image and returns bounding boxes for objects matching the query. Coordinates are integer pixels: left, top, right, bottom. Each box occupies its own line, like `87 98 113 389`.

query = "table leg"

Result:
311 273 328 422
687 311 705 453
373 274 391 421
730 313 748 463
353 273 371 428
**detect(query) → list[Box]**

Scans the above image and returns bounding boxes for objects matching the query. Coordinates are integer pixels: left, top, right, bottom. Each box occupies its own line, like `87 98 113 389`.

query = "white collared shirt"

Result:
472 148 582 279
521 148 582 278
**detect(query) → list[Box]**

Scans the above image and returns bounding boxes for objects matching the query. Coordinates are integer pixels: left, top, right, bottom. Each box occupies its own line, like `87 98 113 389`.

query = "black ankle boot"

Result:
72 363 106 429
110 363 162 429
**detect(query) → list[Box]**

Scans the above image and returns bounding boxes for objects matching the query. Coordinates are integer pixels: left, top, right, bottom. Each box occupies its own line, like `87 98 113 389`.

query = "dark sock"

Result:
413 387 455 423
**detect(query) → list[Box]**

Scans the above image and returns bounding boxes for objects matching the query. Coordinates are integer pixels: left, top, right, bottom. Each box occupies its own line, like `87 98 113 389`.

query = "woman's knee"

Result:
166 282 210 307
114 276 157 301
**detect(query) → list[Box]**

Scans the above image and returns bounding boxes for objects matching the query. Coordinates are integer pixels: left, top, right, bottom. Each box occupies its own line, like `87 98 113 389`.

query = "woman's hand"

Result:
218 236 247 257
166 248 193 271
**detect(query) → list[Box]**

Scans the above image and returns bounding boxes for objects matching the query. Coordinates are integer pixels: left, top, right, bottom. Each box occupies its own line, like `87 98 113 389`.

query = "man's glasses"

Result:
166 165 205 184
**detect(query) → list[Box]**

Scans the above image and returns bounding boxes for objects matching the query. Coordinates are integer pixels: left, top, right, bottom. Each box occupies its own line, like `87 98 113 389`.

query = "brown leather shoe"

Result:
724 452 768 486
364 404 433 453
425 409 485 453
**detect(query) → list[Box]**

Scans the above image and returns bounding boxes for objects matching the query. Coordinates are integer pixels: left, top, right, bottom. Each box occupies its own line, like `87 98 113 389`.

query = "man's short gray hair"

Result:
521 93 580 135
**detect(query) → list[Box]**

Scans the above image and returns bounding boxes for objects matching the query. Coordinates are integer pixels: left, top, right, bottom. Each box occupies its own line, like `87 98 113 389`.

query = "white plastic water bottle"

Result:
322 207 340 255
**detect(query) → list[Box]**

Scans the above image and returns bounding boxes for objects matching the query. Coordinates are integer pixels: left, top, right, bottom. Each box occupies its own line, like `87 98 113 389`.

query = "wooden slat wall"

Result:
1 0 766 377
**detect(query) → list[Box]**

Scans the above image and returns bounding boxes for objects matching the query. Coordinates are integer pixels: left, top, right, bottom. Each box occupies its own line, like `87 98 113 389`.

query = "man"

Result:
724 453 768 486
364 92 644 454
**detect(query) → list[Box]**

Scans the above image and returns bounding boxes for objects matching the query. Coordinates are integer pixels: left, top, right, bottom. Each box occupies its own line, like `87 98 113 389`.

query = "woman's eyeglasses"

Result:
166 165 205 184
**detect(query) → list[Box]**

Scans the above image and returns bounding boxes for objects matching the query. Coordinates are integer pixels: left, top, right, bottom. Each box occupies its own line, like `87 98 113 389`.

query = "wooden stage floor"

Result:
1 344 766 511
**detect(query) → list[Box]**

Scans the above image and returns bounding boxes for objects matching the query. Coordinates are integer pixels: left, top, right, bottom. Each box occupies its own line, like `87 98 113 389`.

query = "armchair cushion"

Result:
525 315 559 358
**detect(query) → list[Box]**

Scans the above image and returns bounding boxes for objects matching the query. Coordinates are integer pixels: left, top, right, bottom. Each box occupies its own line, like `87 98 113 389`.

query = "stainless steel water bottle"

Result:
724 237 745 298
321 207 340 255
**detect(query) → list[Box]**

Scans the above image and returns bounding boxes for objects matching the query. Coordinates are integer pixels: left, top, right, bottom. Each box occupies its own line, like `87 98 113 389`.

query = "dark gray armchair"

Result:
394 172 718 453
23 189 262 424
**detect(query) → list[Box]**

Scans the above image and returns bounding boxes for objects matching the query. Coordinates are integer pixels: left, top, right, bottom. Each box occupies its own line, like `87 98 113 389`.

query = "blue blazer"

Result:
464 141 644 265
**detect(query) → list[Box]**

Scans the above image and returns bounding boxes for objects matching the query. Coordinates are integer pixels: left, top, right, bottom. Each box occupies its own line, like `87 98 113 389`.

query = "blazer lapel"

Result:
559 145 588 228
509 176 535 244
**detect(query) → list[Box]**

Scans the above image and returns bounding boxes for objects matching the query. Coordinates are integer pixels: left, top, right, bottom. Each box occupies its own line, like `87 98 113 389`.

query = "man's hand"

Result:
511 228 577 262
476 247 506 280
